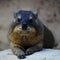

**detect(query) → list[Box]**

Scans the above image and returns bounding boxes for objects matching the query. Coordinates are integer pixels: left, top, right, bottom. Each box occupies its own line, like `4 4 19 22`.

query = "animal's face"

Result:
9 10 43 46
14 10 38 30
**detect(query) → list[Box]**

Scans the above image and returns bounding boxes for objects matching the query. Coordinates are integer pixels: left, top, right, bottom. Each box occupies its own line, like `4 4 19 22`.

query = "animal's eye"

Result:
29 16 33 23
17 15 22 22
17 19 21 22
29 16 32 20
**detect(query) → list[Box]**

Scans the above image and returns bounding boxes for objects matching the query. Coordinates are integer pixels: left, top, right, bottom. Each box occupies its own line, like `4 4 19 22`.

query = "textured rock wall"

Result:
0 0 60 50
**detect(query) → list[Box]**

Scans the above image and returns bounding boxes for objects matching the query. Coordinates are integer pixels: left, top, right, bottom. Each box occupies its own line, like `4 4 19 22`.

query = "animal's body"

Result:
8 10 55 59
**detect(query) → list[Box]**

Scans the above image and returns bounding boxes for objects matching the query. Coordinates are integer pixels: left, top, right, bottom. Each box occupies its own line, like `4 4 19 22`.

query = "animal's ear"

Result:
33 9 40 19
35 13 38 19
14 12 17 20
33 11 38 19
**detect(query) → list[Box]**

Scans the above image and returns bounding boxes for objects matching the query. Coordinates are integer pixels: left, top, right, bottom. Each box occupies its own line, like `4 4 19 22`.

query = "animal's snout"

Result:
22 24 27 30
21 19 28 30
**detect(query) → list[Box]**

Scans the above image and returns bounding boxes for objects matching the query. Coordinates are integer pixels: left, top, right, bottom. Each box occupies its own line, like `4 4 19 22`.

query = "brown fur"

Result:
9 25 43 48
8 19 55 59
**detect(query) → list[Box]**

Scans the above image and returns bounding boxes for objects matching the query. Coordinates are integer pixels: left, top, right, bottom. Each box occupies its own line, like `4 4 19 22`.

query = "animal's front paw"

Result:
18 55 26 59
25 46 42 55
25 48 34 55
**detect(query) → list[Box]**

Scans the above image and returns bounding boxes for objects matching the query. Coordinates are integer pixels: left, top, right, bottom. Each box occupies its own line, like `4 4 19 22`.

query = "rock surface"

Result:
0 49 60 60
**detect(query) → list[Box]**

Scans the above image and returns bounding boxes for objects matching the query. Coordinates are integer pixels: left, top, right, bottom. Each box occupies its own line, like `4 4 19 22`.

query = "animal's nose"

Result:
21 19 28 30
22 24 27 30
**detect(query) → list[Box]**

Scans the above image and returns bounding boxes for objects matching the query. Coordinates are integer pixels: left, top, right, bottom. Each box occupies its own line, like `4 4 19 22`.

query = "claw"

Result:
25 51 34 55
18 55 26 59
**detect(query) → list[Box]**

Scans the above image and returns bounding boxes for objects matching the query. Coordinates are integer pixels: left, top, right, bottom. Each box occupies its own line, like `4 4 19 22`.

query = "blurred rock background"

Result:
0 0 60 50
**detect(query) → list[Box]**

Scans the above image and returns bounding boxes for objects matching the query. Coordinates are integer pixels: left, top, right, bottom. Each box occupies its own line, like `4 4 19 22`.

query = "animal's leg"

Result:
10 42 26 59
25 41 43 55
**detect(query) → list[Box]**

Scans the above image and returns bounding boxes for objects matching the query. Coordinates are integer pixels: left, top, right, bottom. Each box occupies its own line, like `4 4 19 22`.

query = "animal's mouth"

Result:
13 25 36 36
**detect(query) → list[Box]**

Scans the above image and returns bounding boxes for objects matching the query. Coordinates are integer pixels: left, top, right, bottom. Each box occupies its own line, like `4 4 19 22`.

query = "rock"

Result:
0 49 60 60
